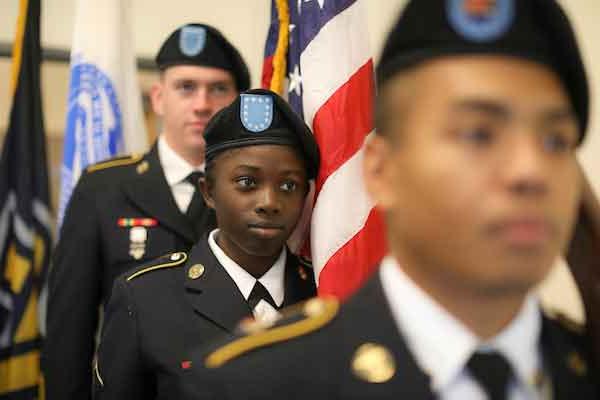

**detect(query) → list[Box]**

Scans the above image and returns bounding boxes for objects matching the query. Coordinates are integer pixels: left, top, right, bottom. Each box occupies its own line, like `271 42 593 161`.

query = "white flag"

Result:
58 0 147 227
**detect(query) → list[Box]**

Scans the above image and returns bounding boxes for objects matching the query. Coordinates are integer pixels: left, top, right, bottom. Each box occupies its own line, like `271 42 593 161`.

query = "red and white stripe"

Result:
301 0 386 299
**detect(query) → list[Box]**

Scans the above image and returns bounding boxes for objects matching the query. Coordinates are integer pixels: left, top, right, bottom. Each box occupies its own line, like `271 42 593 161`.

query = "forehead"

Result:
384 55 571 113
212 145 306 171
161 64 235 84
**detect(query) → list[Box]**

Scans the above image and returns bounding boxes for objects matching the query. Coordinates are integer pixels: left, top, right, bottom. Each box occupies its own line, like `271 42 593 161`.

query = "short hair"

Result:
375 69 417 142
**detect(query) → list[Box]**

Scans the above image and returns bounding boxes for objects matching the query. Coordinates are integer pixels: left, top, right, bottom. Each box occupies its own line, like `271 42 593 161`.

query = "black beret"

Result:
204 89 319 180
156 23 250 91
377 0 589 140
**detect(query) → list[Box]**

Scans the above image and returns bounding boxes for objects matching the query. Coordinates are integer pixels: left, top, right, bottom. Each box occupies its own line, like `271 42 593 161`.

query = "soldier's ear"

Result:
150 81 165 116
363 134 394 209
199 175 215 209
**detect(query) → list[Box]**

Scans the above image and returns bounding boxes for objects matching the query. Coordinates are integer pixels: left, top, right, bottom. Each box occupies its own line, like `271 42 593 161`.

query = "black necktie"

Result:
247 281 278 310
185 171 205 237
467 351 514 400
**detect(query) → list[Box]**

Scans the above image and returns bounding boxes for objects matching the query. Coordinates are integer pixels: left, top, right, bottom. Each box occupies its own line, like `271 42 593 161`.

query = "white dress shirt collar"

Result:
208 229 286 307
157 135 203 187
379 255 542 396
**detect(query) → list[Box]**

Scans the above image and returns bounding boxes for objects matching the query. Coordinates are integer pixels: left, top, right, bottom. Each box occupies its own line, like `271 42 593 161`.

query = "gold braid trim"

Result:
86 154 143 173
205 297 339 368
126 252 187 281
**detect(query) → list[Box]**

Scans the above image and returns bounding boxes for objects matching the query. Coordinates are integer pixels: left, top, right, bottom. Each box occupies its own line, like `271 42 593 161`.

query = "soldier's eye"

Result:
209 83 234 98
235 176 256 189
459 126 495 147
542 131 575 154
280 181 297 193
177 81 196 93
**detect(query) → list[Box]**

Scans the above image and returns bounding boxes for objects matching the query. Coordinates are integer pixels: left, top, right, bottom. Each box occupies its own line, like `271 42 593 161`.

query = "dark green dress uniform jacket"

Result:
43 144 216 400
181 273 599 400
92 238 316 400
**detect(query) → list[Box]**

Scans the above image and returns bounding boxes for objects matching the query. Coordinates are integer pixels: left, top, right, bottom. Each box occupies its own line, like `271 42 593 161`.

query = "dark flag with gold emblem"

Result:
0 0 52 397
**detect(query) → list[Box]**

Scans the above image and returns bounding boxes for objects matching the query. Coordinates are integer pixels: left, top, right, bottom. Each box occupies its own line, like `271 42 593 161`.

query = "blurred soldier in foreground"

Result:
182 0 598 399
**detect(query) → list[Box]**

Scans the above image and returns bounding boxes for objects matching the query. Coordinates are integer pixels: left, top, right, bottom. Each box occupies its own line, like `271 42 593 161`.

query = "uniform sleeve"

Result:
43 174 102 400
93 278 149 400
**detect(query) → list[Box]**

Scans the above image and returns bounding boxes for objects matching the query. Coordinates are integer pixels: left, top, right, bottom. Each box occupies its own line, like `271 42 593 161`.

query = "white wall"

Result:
1 1 597 147
0 1 597 117
0 0 402 85
1 0 599 320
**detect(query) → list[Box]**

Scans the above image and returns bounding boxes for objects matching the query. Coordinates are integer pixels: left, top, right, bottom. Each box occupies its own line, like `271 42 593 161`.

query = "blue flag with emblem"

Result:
57 0 148 229
0 0 51 397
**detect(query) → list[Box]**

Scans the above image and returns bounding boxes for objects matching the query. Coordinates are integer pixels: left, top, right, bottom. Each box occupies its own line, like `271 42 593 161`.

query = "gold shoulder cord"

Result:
205 298 339 368
126 252 188 281
86 154 143 173
94 359 104 387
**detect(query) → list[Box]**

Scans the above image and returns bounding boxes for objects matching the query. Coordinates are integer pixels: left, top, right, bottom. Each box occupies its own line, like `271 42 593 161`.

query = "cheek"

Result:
286 194 307 221
212 96 236 112
549 165 581 238
215 203 245 234
389 154 486 240
164 97 187 118
211 188 241 223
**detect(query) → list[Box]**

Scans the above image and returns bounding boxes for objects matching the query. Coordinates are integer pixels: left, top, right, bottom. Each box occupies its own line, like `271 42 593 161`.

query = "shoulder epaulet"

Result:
298 256 313 268
205 297 339 368
86 154 143 173
296 256 313 281
547 310 584 335
126 251 187 281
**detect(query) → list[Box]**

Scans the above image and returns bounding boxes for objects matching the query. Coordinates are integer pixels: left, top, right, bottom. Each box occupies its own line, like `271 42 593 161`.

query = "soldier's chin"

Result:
188 131 206 141
186 135 206 150
473 273 548 298
243 238 286 258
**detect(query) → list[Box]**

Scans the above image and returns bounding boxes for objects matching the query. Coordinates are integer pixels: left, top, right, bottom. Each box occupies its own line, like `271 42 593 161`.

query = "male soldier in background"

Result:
182 0 599 399
43 23 249 400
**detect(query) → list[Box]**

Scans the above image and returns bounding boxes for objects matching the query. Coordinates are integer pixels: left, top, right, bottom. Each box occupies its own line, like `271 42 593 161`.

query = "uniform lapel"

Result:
183 239 253 332
541 316 598 399
122 144 196 243
281 251 317 307
338 275 435 399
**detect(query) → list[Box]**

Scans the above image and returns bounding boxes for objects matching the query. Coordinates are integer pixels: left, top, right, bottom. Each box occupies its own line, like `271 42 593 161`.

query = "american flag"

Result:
263 0 387 299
